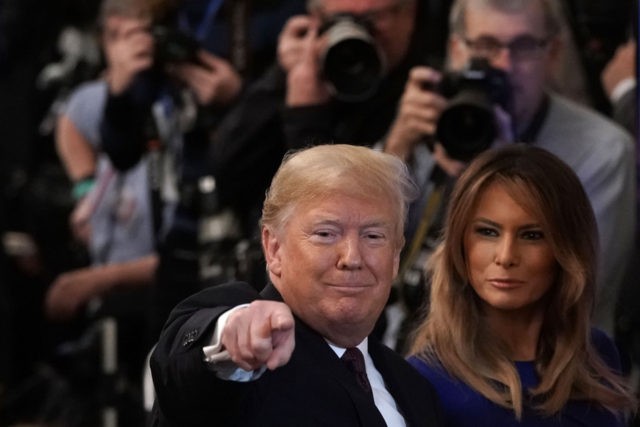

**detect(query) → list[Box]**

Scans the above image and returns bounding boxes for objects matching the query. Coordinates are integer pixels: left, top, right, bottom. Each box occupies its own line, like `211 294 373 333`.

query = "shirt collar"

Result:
326 337 369 358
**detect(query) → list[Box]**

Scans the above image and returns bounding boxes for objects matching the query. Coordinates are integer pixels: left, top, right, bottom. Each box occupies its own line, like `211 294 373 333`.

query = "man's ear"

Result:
544 34 564 83
447 34 468 70
262 226 282 277
546 35 563 68
393 249 401 278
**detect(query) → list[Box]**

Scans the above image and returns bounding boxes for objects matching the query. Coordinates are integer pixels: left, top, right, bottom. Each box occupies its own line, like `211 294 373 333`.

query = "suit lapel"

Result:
259 282 284 301
293 319 387 427
260 283 387 426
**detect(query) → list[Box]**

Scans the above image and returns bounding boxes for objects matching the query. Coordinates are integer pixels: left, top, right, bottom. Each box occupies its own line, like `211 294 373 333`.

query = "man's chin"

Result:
321 316 376 347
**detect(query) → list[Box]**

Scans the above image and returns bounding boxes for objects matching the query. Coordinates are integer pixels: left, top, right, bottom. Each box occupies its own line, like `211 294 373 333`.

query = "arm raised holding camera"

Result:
385 66 465 176
278 15 331 107
103 15 154 96
386 58 516 177
385 67 445 160
99 13 158 172
168 50 242 107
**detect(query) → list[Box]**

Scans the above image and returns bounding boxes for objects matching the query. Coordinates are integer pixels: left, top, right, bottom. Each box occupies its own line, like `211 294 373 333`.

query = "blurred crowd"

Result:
0 0 637 426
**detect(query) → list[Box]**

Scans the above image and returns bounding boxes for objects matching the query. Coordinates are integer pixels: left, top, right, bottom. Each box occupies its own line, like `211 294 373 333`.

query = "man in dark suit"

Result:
150 144 443 426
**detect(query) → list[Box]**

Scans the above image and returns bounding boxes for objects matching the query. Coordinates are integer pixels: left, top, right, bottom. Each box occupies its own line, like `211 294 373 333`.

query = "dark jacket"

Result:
207 0 444 211
150 282 444 426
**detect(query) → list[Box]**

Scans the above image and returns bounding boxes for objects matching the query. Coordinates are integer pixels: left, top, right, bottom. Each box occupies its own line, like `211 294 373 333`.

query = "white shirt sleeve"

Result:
202 304 266 382
610 77 636 103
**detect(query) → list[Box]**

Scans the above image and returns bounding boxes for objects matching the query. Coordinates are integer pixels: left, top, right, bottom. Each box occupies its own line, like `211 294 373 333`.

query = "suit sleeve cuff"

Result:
202 304 267 382
202 304 249 362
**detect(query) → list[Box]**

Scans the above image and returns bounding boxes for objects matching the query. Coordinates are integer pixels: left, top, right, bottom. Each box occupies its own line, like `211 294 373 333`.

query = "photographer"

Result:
206 0 444 214
99 0 305 340
388 0 635 343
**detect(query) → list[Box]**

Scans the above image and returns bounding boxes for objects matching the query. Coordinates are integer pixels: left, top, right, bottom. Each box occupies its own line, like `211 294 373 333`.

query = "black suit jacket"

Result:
150 282 443 426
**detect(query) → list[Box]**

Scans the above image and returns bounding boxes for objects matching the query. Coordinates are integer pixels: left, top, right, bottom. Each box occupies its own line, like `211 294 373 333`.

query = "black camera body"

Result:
151 25 201 67
436 57 512 161
319 13 387 102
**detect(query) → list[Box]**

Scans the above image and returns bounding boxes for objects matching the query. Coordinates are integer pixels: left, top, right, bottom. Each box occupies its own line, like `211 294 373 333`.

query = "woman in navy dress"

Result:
407 144 637 426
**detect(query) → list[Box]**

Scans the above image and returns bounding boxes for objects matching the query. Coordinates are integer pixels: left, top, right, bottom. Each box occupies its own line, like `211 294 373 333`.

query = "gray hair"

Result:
449 0 562 37
307 0 416 14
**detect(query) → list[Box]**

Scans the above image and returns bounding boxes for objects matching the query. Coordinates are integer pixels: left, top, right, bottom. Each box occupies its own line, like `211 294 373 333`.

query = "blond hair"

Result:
261 144 417 247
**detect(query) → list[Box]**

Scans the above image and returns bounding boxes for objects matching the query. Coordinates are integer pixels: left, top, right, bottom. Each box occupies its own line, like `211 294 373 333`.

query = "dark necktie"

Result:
342 347 373 397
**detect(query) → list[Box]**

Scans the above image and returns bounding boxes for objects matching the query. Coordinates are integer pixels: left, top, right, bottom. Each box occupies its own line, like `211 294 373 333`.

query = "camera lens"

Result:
436 58 511 161
320 16 386 102
437 90 496 161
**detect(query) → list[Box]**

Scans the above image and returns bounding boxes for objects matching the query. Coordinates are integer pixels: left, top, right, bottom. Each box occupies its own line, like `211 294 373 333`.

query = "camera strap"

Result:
177 0 250 75
396 188 444 286
229 0 250 75
179 0 225 42
395 166 455 291
146 92 187 246
518 95 550 144
145 113 166 247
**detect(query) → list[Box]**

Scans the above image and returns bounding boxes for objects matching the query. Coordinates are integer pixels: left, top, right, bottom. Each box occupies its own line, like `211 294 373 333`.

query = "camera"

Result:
319 13 387 102
151 25 201 66
436 57 511 161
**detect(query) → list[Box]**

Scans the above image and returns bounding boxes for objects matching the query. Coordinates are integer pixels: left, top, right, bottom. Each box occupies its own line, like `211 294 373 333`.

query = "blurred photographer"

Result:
206 0 445 216
280 0 416 104
99 0 305 340
388 0 635 346
102 0 243 167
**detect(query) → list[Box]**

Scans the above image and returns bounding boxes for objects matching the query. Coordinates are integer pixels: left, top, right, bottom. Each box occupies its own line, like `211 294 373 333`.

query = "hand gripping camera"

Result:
319 13 387 102
436 57 512 161
151 25 201 67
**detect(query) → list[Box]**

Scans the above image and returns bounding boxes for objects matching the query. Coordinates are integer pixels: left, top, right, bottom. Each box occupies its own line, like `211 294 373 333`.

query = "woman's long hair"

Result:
409 144 636 418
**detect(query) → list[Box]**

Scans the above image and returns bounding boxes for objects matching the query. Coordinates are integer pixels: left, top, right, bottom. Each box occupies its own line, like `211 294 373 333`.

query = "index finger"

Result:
244 307 290 365
195 50 224 70
408 66 442 89
255 307 294 338
281 15 314 39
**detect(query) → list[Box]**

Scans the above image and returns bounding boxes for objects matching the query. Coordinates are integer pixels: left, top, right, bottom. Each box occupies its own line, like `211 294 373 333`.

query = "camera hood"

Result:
437 89 496 161
436 58 512 161
320 14 387 102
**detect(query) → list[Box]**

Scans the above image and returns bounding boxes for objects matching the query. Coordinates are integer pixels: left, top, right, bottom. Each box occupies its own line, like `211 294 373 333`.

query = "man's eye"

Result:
513 39 535 49
511 39 537 54
314 230 334 238
364 232 384 241
474 38 501 51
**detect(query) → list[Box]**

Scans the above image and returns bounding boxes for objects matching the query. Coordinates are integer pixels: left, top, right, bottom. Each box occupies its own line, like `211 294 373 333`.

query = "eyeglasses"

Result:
463 35 549 61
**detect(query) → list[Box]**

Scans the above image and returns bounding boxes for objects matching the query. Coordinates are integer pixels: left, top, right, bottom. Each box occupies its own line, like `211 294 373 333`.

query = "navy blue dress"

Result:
408 328 625 426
